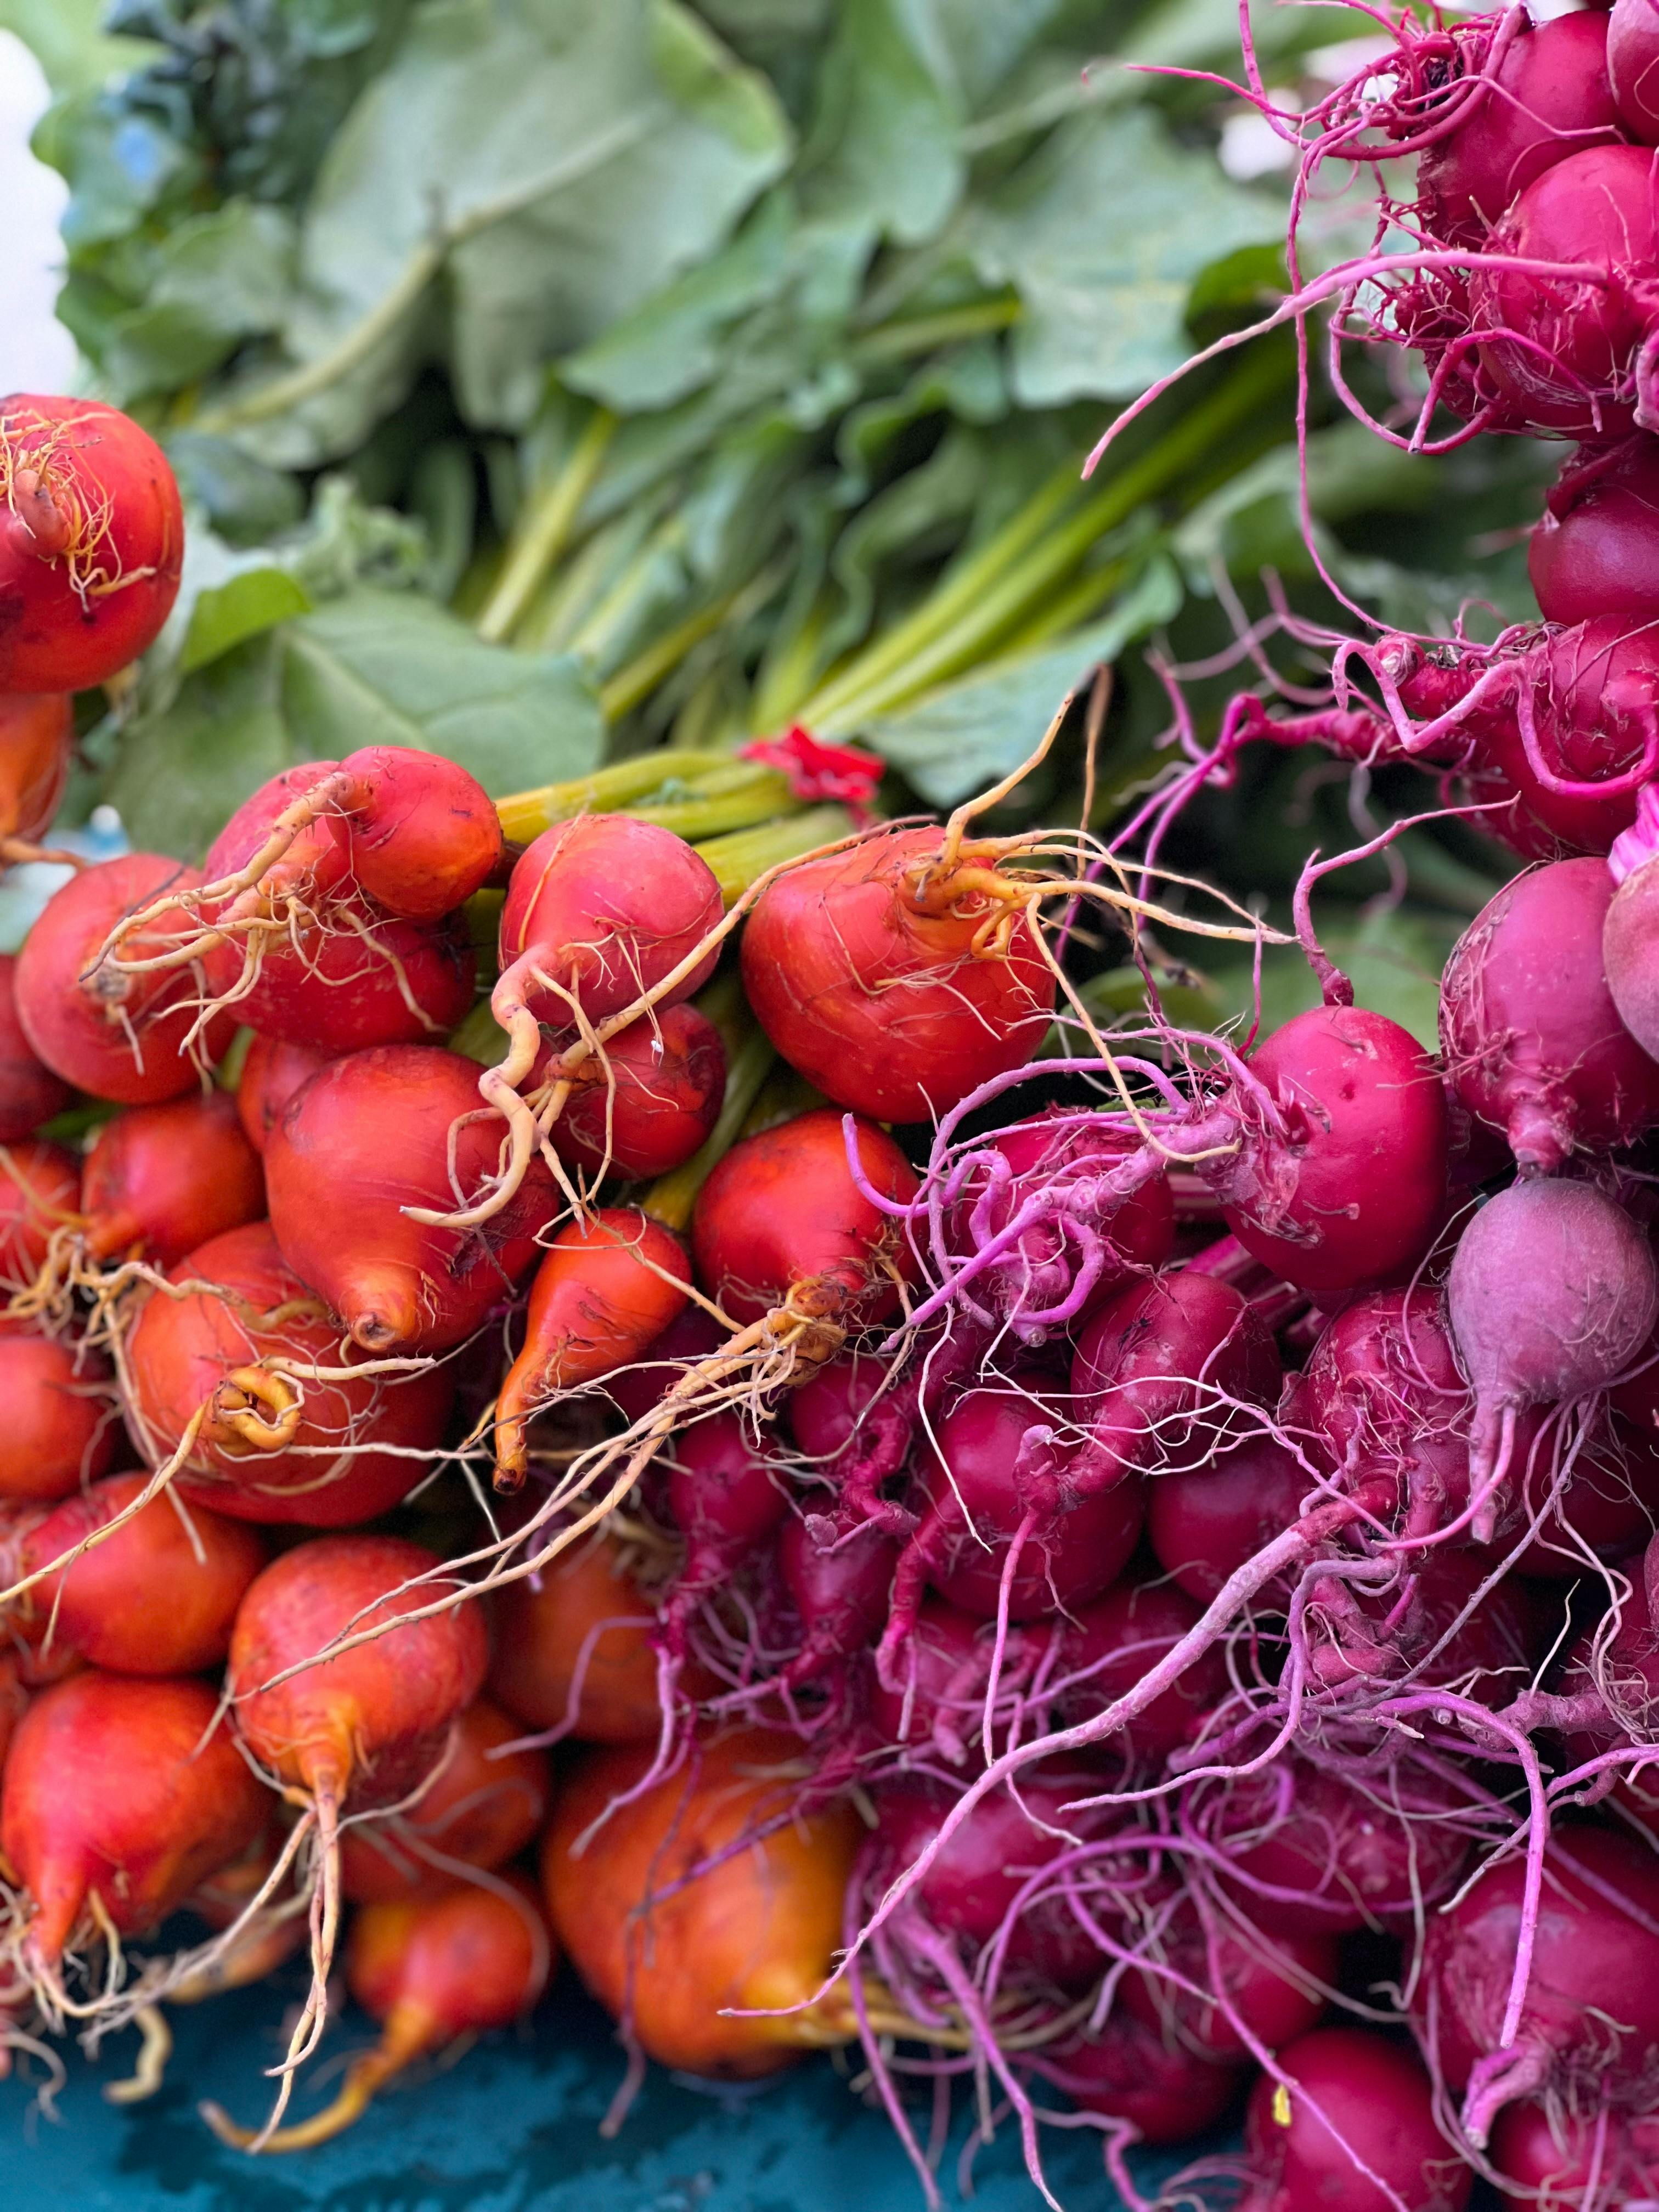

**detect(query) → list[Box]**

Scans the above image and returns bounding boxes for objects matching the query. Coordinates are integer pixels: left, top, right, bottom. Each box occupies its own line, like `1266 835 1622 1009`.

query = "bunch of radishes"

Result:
7 377 1659 2212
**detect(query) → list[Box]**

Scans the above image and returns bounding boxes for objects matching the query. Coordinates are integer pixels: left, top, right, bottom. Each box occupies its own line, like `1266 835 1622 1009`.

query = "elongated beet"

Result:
339 1698 549 1904
741 826 1053 1123
81 1091 263 1266
0 397 183 691
494 1207 691 1489
16 1471 266 1673
229 1533 488 2107
15 855 236 1103
663 1412 790 1620
498 814 723 1030
1442 857 1659 1171
126 1221 454 1526
2 1671 267 1968
542 1729 859 2076
207 1875 551 2151
1214 1005 1450 1299
691 1107 919 1328
266 1046 558 1355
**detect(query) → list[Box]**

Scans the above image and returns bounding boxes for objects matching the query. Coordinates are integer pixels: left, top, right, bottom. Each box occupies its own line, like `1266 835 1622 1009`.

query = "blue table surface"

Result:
0 1967 1210 2212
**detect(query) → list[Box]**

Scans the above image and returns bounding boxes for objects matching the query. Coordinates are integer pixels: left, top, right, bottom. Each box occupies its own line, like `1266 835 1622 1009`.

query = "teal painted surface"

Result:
0 1977 1208 2210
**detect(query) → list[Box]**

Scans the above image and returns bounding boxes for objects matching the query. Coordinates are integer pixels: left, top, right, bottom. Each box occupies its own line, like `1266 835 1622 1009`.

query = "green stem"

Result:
476 409 617 644
597 584 746 721
194 119 651 433
695 805 853 906
495 750 730 844
811 342 1293 732
797 461 1086 726
628 769 795 842
850 294 1021 363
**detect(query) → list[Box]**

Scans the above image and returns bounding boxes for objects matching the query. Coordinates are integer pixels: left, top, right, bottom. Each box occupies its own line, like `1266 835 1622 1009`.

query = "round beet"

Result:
1146 1430 1309 1606
15 855 236 1103
488 1534 665 1746
777 1514 897 1687
1442 857 1659 1171
1492 2101 1659 2210
1045 2015 1239 2145
1299 1286 1477 1536
326 746 503 922
1472 622 1659 861
1611 0 1659 142
1122 1907 1335 2062
125 1220 454 1526
1245 2027 1471 2212
1057 1574 1228 1758
741 825 1054 1124
15 1471 266 1674
339 1699 549 1904
235 1035 336 1155
2 1672 267 1969
81 1091 264 1266
0 952 68 1140
0 1138 77 1286
498 814 722 1030
0 1323 117 1503
1217 1005 1449 1300
552 1002 725 1182
0 396 183 690
691 1107 919 1328
266 1046 559 1355
0 692 72 860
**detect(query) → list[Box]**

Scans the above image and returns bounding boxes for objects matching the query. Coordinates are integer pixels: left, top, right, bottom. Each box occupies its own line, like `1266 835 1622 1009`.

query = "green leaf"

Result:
212 0 792 465
1207 907 1463 1053
180 569 314 675
0 0 154 94
106 588 605 860
966 106 1280 405
859 556 1184 806
798 0 963 245
100 201 295 400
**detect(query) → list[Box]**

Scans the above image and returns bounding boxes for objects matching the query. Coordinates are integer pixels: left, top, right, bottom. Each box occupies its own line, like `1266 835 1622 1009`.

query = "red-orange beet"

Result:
552 1002 726 1182
741 826 1053 1123
494 1206 691 1487
498 815 722 1029
0 1324 117 1503
125 1220 454 1526
328 747 503 922
266 1046 559 1355
691 1107 919 1328
0 1138 78 1285
0 396 183 691
15 854 235 1103
234 1034 335 1154
0 951 70 1139
339 1697 549 1904
0 691 72 853
487 1535 665 1745
15 1471 267 1674
1 1671 267 1968
81 1091 263 1266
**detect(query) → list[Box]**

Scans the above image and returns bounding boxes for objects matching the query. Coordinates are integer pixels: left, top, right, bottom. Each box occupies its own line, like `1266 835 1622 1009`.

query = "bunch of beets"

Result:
9 167 1659 2200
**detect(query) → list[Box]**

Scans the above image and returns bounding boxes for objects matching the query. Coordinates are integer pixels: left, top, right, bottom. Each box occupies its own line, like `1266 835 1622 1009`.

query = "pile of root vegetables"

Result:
20 26 1659 2179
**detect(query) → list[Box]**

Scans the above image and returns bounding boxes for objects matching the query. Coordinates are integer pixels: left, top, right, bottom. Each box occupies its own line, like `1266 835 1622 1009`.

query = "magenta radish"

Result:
1602 782 1659 1061
1441 857 1659 1171
1471 145 1659 438
1145 1429 1311 1606
1122 1905 1335 2063
883 1383 1144 1655
1203 1756 1476 1935
1612 0 1659 144
1531 438 1659 627
1243 2027 1471 2212
1446 1178 1657 1535
1419 1823 1659 2146
1417 10 1623 246
1210 1005 1450 1300
1040 2016 1240 2145
1492 2100 1659 2211
947 1112 1175 1338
